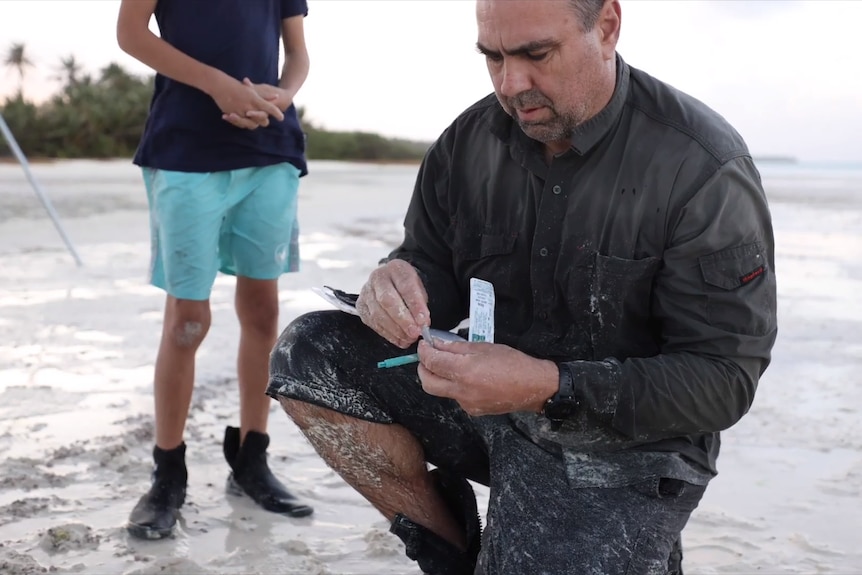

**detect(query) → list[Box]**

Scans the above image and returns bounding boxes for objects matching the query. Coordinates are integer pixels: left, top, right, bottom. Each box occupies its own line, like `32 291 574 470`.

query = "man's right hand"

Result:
209 73 285 130
356 260 430 349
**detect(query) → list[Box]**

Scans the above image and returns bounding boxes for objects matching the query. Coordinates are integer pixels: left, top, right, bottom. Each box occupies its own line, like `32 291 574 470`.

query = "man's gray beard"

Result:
517 114 580 145
507 90 588 145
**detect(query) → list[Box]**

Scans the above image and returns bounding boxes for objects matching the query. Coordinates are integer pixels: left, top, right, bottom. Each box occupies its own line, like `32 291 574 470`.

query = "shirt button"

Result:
552 185 562 195
539 247 549 256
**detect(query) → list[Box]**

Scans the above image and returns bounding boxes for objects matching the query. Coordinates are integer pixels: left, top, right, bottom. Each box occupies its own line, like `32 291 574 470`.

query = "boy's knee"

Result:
164 300 211 349
237 298 280 337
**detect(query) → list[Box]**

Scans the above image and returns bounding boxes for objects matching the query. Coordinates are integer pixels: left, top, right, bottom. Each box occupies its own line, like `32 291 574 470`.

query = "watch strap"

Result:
556 363 576 401
542 363 578 429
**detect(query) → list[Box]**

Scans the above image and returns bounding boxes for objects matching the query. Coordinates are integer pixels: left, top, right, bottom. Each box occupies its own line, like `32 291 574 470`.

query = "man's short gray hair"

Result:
570 0 605 30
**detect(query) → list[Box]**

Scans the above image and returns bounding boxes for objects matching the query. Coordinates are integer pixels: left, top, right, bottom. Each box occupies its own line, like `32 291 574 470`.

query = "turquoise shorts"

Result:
142 163 301 301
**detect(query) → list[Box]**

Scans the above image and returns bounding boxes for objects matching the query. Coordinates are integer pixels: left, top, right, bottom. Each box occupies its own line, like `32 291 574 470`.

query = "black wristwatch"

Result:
541 364 580 430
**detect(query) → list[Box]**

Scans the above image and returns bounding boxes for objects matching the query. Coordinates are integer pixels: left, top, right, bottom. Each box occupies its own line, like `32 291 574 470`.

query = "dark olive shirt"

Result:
388 55 777 482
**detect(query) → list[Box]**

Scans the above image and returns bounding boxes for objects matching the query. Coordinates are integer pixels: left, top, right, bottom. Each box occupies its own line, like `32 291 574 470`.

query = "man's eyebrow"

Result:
476 39 560 58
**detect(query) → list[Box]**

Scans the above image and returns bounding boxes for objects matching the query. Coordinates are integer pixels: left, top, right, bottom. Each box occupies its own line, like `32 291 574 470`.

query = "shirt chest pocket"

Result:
448 223 519 290
581 253 662 360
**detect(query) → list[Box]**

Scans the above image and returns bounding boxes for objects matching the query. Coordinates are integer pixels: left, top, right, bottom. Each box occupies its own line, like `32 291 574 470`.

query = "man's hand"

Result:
208 74 285 130
355 260 430 348
417 339 558 416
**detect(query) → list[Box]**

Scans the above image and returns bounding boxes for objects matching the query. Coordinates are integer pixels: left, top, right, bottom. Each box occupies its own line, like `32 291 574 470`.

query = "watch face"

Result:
546 398 578 420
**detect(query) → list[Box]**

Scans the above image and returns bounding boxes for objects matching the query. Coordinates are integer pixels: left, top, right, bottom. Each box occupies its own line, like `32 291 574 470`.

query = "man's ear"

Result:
598 0 622 59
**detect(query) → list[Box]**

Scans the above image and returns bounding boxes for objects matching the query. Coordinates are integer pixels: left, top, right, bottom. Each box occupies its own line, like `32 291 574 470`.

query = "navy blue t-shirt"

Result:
133 0 308 175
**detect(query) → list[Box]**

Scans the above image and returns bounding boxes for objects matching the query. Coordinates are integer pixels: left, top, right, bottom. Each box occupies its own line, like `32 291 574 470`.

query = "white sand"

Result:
0 159 860 574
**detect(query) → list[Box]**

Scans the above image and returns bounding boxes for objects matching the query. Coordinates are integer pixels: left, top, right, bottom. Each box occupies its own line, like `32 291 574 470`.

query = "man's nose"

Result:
499 59 532 99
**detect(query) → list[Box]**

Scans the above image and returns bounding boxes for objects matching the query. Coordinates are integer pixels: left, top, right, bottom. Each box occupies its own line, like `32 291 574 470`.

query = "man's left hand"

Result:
417 339 558 416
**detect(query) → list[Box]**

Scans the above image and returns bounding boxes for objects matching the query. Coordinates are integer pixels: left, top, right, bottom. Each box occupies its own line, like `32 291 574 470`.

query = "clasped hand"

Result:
211 75 291 130
356 260 557 416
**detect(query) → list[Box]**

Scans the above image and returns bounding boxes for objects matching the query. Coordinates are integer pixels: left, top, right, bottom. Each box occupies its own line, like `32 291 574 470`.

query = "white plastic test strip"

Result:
468 277 495 343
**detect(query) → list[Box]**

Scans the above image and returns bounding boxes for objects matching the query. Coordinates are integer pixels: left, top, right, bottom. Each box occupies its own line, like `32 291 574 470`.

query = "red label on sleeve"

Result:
740 266 765 285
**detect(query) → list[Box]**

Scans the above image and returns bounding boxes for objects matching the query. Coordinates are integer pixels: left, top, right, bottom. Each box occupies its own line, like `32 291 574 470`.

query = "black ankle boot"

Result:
223 426 313 518
127 443 188 540
390 468 482 575
668 536 684 575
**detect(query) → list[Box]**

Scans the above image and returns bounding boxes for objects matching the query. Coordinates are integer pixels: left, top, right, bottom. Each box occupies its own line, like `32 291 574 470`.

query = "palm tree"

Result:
4 42 34 96
54 54 82 91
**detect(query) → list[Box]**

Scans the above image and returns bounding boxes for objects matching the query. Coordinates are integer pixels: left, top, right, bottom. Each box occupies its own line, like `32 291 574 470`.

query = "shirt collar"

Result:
569 53 629 155
486 53 630 156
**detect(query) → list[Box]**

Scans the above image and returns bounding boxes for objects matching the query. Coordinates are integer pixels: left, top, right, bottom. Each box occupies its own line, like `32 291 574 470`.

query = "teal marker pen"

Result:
377 325 439 368
377 353 420 369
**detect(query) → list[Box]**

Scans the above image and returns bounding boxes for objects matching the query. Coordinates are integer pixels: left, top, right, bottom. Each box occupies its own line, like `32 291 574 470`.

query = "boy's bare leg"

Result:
280 398 467 550
154 296 211 449
229 277 312 517
235 277 280 439
128 295 210 539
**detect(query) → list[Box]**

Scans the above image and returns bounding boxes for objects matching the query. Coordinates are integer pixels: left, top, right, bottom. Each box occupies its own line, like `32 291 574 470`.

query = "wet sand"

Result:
0 159 860 574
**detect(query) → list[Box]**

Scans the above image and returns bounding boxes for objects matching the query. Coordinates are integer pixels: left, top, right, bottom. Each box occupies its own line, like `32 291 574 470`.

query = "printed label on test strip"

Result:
468 277 495 343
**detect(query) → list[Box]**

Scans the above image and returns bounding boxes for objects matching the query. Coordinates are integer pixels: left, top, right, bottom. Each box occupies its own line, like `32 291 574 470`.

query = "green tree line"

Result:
1 44 430 162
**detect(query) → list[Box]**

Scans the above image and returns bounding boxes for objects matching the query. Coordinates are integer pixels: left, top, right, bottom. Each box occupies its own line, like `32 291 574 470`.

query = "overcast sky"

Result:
1 0 860 164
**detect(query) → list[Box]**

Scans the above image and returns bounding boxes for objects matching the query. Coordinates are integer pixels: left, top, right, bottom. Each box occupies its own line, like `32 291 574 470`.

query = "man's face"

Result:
476 0 616 151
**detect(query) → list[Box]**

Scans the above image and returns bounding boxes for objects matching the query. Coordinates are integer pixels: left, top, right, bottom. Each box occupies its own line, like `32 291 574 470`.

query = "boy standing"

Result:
117 0 312 539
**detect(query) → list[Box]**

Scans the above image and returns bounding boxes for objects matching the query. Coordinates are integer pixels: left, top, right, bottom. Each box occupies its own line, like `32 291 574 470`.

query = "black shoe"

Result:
127 443 188 540
668 536 684 575
390 468 482 575
223 426 313 518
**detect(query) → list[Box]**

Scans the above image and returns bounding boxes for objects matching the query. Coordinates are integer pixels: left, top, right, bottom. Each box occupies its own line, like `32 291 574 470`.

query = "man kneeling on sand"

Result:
266 0 777 573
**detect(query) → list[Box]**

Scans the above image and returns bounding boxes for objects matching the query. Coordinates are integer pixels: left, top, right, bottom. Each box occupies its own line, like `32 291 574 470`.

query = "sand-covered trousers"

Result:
267 310 706 575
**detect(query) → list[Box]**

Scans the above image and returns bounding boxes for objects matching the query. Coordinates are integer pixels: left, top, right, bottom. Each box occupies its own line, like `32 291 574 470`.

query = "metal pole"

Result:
0 112 83 266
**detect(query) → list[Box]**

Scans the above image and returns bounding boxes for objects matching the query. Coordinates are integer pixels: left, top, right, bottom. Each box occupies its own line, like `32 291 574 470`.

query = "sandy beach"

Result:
0 159 860 574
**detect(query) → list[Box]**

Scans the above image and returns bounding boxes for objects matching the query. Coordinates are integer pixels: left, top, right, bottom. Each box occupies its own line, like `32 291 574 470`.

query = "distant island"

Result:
753 155 798 164
0 49 431 163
